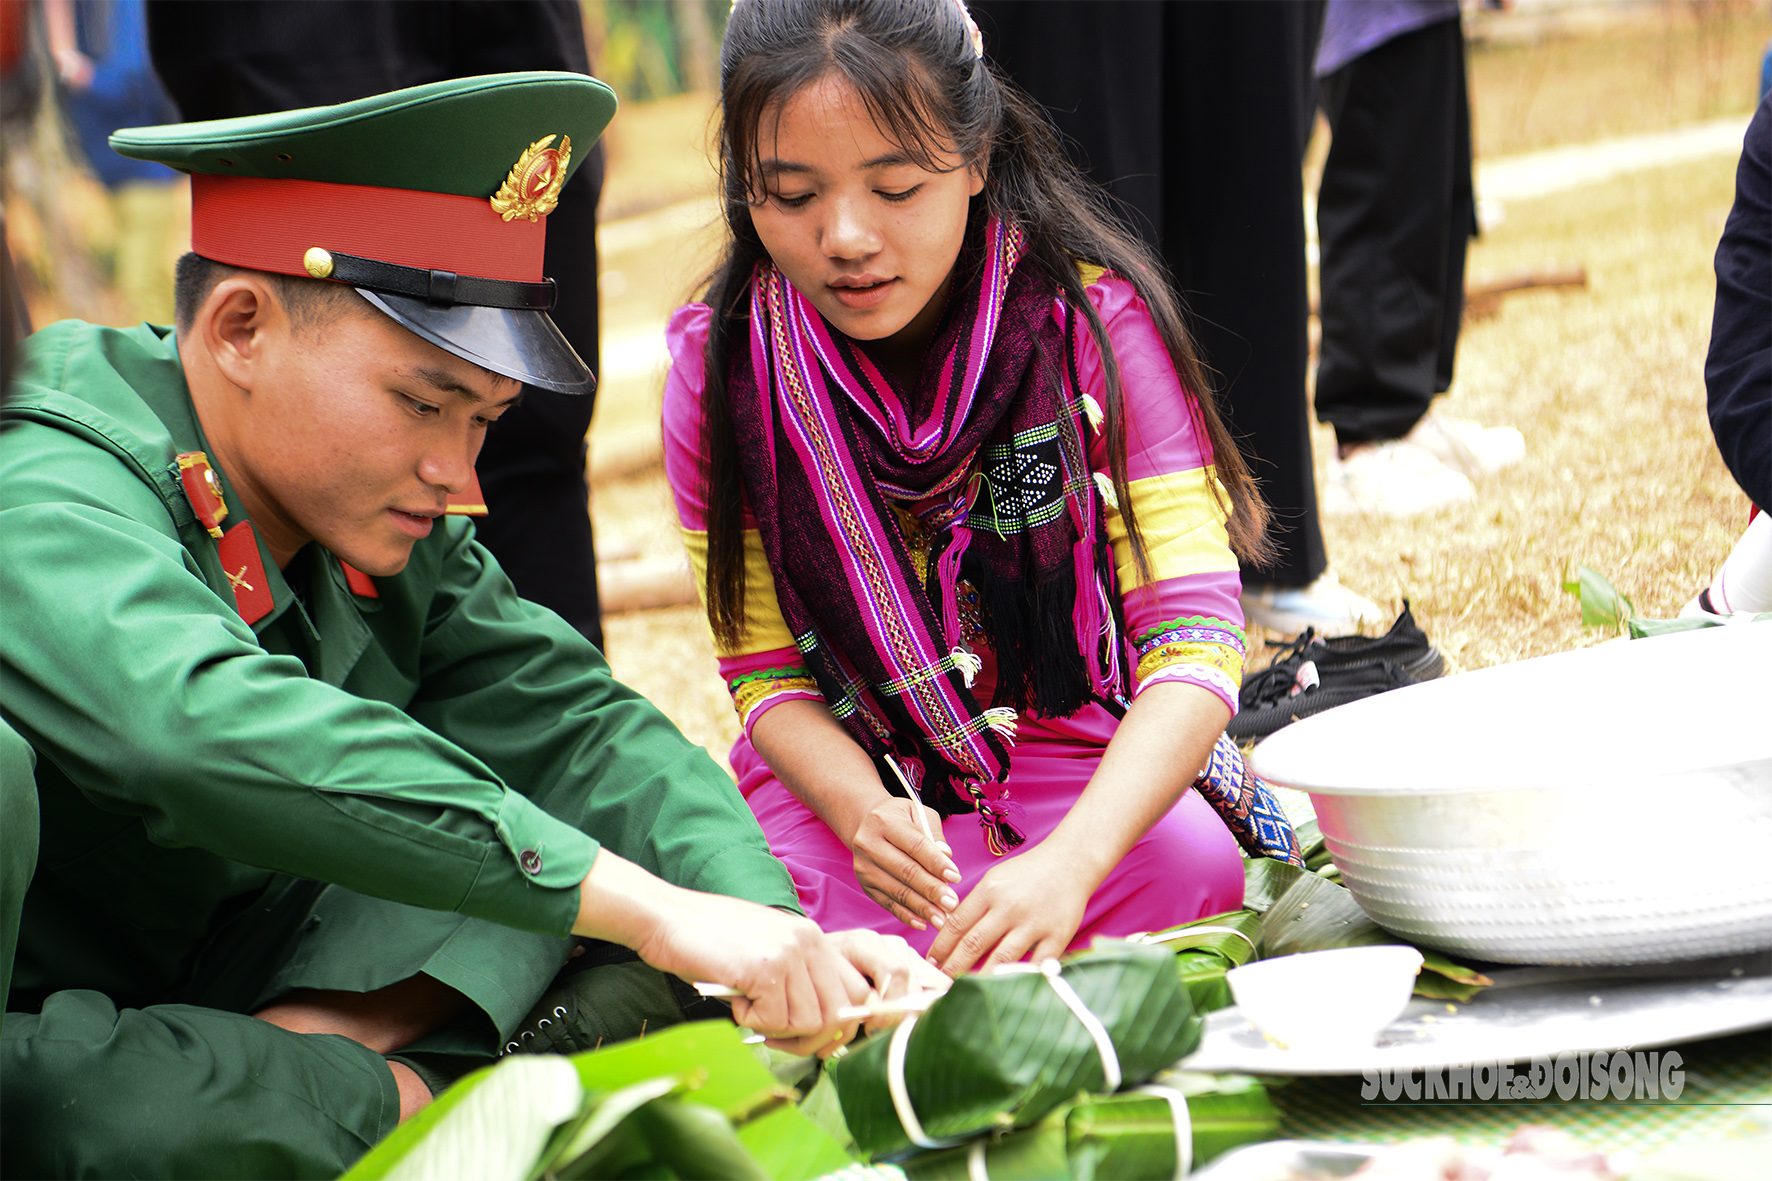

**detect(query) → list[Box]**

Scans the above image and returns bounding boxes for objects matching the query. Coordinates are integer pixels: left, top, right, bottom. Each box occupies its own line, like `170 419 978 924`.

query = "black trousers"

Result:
971 0 1328 587
1315 16 1476 447
147 0 605 645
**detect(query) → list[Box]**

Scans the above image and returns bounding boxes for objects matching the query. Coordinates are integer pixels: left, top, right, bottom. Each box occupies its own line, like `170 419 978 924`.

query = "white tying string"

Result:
1132 1085 1193 1180
990 960 1121 1091
966 1138 991 1181
1037 960 1121 1091
1136 924 1259 957
886 1014 967 1150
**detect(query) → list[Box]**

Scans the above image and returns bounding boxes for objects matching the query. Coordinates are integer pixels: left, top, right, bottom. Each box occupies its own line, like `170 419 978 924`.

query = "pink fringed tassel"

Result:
935 525 973 644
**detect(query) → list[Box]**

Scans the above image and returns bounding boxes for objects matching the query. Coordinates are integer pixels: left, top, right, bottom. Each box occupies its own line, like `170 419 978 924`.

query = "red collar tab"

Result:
176 451 229 539
217 522 274 624
340 562 381 598
191 173 546 285
446 469 489 517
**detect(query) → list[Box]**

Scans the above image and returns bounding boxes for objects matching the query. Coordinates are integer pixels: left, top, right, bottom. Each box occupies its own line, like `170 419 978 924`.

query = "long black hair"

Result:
699 0 1270 647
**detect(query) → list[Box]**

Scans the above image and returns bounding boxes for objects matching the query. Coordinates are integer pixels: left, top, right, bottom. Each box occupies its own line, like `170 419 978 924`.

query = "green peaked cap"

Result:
109 71 616 196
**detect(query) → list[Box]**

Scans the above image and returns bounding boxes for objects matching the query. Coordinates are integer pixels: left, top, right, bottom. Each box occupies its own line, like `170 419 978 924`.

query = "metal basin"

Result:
1247 624 1772 965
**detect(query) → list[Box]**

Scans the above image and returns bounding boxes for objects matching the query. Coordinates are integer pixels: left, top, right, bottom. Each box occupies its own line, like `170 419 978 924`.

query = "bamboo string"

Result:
967 1137 991 1181
1135 924 1259 956
886 1014 967 1150
1133 1084 1193 1180
988 960 1122 1090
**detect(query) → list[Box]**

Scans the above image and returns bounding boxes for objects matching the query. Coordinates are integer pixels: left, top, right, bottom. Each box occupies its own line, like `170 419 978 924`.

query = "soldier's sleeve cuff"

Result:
455 796 598 936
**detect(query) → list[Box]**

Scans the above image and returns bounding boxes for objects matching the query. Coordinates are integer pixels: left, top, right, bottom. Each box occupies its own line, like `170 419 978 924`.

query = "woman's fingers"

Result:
851 804 960 924
906 802 962 883
930 902 1012 976
859 881 933 931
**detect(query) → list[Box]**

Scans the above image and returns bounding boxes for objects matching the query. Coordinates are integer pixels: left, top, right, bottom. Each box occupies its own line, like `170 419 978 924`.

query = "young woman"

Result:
664 0 1303 977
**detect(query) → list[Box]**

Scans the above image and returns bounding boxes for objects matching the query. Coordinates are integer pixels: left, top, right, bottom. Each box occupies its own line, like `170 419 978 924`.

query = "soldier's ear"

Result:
201 276 284 392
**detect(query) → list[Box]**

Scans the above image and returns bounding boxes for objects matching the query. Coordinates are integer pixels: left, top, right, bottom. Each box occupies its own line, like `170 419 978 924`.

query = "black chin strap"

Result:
314 249 556 310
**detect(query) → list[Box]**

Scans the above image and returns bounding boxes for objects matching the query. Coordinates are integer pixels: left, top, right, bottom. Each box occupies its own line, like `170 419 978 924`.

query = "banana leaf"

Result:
1152 1072 1280 1167
1242 859 1491 1000
1629 612 1772 637
1133 910 1262 1015
896 1073 1279 1179
829 944 1200 1160
1563 563 1634 632
532 1076 681 1179
561 1021 854 1181
349 1022 851 1181
344 1055 585 1181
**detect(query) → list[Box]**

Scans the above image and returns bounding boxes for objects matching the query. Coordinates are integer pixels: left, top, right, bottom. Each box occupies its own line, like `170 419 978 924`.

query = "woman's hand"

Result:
847 796 961 931
925 681 1232 976
750 700 962 931
925 841 1091 975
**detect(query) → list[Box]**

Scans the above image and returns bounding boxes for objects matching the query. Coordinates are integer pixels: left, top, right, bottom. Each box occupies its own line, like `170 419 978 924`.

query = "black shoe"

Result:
1228 656 1420 742
1239 601 1443 705
502 941 731 1057
1230 604 1443 742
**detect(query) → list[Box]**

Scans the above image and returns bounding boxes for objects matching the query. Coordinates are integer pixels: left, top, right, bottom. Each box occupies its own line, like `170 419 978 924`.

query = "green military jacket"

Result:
0 321 798 1009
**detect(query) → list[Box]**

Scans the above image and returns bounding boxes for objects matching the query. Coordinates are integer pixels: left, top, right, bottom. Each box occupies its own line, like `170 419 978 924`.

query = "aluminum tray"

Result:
1179 954 1772 1076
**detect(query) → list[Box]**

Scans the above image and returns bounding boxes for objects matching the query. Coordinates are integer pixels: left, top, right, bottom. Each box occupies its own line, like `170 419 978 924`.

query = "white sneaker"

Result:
1241 569 1389 637
1322 440 1475 517
1406 413 1525 479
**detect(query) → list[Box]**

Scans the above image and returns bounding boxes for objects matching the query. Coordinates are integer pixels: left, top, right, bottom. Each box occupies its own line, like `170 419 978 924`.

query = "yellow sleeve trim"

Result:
1103 465 1238 590
678 526 798 656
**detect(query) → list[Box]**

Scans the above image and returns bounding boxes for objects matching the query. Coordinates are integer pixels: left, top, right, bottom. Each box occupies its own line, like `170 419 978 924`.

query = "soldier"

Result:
0 72 934 1179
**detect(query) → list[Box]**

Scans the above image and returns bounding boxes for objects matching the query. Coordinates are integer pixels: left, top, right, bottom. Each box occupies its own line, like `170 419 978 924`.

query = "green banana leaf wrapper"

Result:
1244 858 1493 1001
829 943 1201 1160
1131 862 1492 1009
898 1074 1279 1180
343 1022 852 1181
1127 909 1261 1015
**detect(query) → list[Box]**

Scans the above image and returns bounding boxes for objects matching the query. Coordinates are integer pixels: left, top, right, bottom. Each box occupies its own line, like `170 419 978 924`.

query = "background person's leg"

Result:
1315 18 1471 448
1 990 397 1180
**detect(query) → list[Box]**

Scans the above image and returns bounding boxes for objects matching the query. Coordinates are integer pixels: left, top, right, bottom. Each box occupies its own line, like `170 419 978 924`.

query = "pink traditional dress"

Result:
664 223 1300 955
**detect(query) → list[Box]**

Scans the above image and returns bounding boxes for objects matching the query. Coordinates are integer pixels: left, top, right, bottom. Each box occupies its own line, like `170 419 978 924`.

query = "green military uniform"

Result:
0 75 800 1180
0 717 35 1020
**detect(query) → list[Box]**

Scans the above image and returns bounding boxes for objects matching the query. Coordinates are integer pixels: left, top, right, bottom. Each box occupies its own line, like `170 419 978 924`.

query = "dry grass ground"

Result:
589 12 1768 757
1312 155 1748 676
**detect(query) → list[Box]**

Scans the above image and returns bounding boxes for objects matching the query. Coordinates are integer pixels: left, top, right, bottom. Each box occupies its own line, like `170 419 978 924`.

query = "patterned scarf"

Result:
726 217 1125 849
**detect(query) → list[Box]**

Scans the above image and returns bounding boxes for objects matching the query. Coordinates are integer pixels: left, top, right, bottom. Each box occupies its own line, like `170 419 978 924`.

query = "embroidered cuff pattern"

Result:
728 665 822 731
1131 615 1245 711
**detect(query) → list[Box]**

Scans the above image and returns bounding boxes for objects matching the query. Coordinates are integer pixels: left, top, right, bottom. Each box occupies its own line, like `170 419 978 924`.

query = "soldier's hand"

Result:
574 850 870 1057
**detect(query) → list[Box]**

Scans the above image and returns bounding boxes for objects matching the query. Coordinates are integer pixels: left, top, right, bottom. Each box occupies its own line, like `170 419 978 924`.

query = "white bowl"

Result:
1248 625 1772 966
1226 946 1424 1052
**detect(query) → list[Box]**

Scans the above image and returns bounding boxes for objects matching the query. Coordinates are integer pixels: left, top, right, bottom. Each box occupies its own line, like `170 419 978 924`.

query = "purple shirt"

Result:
1315 0 1461 77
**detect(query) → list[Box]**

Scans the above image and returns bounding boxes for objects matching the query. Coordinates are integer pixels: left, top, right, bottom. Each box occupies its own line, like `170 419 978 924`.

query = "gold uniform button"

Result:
303 247 334 279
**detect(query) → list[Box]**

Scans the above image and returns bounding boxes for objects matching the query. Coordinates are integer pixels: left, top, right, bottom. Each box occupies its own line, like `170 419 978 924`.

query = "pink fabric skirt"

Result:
731 706 1246 957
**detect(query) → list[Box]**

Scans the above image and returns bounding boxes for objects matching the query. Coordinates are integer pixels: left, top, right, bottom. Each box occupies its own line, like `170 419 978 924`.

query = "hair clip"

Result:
953 0 985 60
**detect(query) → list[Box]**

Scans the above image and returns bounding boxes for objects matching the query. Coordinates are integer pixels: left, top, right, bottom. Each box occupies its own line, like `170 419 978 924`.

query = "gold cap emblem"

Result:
303 247 334 278
490 134 571 222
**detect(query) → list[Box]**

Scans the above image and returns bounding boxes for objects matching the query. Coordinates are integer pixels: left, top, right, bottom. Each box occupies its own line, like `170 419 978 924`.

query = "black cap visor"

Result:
359 290 594 395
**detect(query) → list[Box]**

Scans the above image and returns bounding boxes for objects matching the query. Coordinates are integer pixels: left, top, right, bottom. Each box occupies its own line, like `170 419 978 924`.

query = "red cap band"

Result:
191 173 546 283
